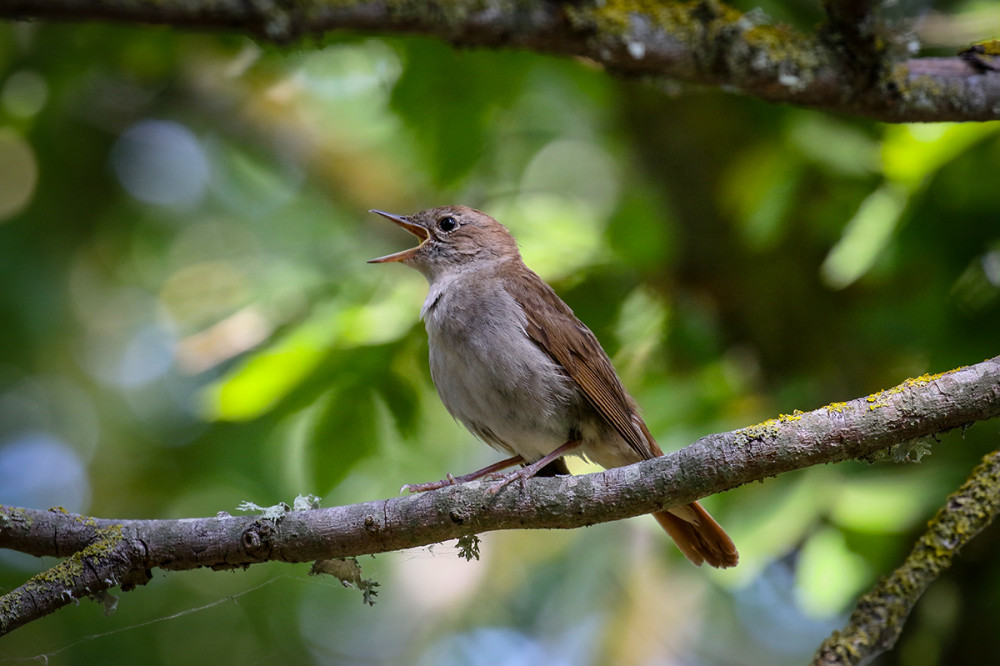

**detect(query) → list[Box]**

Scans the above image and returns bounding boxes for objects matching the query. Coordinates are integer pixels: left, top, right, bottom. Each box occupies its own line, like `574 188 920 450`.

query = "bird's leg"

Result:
402 454 525 493
487 440 581 494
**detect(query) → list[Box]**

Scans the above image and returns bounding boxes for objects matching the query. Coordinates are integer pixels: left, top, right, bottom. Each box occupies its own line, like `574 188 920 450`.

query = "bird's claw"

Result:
401 473 458 494
486 469 531 495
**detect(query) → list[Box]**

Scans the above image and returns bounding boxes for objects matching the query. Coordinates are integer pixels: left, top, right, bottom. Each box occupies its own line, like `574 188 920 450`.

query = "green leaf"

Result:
882 123 1000 189
374 368 422 439
306 385 379 492
389 41 529 184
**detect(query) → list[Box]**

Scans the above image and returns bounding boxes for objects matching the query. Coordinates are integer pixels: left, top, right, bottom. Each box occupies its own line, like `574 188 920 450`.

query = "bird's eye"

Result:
438 216 457 232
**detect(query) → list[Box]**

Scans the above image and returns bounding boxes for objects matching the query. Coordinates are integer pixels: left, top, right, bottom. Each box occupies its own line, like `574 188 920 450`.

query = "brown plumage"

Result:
370 205 738 568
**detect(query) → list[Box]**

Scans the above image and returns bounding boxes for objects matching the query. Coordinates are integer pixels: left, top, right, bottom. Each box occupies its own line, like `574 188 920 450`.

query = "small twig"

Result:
812 447 1000 666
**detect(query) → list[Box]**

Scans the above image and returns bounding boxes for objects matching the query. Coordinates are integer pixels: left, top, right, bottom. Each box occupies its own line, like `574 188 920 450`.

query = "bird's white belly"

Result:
424 285 577 461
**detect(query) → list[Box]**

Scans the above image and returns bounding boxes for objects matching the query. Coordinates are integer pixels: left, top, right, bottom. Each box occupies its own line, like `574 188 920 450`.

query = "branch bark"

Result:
3 0 999 122
2 356 999 636
812 446 1000 666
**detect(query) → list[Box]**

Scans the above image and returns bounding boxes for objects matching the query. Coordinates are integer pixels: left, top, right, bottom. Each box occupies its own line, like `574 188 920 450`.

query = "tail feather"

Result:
654 501 738 569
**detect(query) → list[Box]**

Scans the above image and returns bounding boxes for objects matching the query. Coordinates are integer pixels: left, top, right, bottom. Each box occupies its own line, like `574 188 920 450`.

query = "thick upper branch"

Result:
2 0 999 122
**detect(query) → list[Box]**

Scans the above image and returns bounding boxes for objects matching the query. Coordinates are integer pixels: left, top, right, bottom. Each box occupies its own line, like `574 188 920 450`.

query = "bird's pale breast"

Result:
422 273 581 461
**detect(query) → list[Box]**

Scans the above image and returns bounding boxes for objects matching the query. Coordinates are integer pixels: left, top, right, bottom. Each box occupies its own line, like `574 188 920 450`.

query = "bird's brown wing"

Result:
505 268 738 568
503 268 656 461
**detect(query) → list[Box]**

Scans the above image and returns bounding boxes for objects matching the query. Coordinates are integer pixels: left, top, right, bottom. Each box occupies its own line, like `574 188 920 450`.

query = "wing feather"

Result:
504 269 654 461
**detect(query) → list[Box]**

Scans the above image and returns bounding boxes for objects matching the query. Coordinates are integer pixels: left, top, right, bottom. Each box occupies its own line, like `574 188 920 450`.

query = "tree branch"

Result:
819 0 885 88
0 524 150 636
2 357 999 635
812 446 1000 666
3 0 999 122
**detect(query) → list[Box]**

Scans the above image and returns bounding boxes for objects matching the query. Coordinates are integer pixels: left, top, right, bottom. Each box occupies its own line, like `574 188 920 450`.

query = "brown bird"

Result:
369 205 738 568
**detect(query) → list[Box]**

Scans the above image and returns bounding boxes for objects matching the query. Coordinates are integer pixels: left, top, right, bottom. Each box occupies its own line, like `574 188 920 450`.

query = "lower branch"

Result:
812 446 1000 666
1 356 999 635
0 525 150 636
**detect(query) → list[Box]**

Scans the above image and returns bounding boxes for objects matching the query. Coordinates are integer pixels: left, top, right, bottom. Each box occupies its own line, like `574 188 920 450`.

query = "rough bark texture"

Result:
2 0 999 122
2 357 999 636
812 448 1000 666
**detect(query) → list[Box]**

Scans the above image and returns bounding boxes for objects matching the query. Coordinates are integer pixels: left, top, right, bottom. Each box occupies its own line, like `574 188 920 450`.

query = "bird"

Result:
368 205 738 568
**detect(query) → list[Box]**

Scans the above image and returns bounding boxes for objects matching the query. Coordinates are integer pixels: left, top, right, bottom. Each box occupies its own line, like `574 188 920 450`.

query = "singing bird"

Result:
370 205 737 568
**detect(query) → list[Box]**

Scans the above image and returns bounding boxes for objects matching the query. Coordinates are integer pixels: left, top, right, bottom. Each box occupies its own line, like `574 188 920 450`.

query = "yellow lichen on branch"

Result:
813 447 1000 666
864 367 965 410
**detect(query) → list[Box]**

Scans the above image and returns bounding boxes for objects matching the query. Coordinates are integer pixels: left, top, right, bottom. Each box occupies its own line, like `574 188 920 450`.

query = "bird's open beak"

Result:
367 210 430 263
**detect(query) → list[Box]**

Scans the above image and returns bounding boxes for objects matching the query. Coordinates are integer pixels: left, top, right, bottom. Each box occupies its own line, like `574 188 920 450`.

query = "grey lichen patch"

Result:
238 494 320 523
292 494 322 511
890 437 933 463
864 436 936 464
311 557 380 605
237 500 292 522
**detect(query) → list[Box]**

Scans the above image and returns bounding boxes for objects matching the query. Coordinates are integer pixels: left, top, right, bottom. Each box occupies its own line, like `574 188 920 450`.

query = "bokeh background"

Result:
1 5 999 664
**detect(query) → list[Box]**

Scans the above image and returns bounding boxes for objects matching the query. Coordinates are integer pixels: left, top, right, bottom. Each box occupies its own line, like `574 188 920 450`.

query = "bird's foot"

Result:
486 440 581 495
401 475 458 494
401 454 526 494
486 467 535 494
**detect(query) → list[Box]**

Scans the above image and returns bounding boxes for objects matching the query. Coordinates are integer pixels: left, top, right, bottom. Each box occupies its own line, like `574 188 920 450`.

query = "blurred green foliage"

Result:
0 10 998 665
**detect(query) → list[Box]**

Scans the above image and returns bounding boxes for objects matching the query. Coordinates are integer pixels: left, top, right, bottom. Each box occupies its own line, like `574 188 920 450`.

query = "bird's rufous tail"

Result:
654 501 738 568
